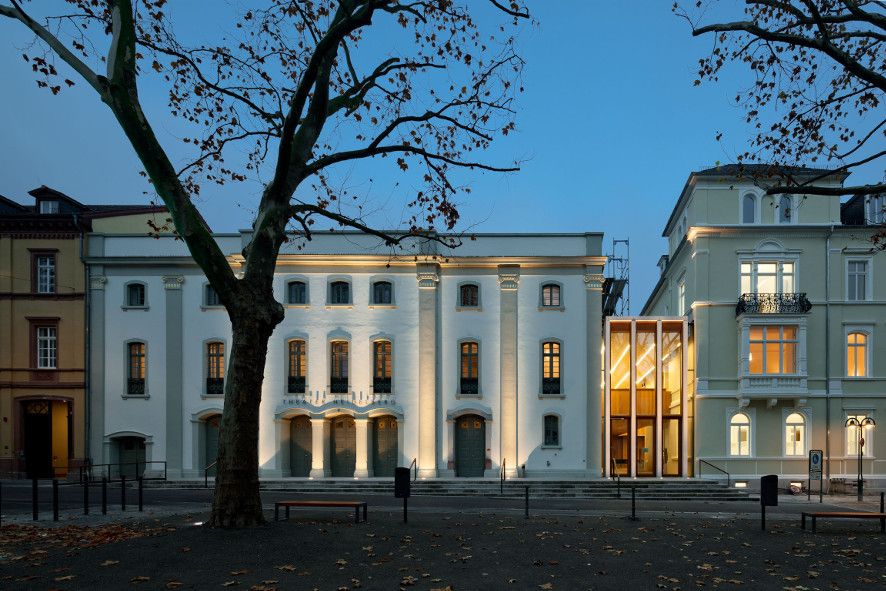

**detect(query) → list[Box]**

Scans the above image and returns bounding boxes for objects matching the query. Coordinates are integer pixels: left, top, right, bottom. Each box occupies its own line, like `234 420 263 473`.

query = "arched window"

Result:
126 282 146 307
206 341 225 394
330 341 349 393
127 342 146 395
778 195 793 223
373 340 392 393
541 283 561 307
459 284 479 308
329 281 350 305
785 412 805 456
729 413 750 456
372 281 393 305
287 281 307 305
742 194 756 224
287 339 306 393
460 341 479 394
543 415 560 447
846 332 868 377
542 341 561 394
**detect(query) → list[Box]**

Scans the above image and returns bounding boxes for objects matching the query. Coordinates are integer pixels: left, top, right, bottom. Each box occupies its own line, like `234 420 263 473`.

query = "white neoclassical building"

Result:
86 231 606 479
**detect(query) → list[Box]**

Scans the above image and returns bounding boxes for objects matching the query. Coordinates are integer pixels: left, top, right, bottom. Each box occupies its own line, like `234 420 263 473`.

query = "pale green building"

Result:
643 165 885 491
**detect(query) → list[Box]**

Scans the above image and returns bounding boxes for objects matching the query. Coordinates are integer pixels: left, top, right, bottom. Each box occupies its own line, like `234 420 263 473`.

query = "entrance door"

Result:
371 416 398 477
331 416 356 477
455 415 485 477
290 415 312 477
205 415 221 476
662 418 681 476
23 400 52 479
609 417 629 476
118 437 146 479
636 418 655 477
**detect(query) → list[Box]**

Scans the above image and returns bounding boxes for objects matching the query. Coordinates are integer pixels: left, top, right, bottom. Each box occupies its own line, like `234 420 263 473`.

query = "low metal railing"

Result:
500 458 506 494
698 459 731 487
81 461 167 483
736 292 811 316
610 457 621 498
204 461 218 488
409 458 417 482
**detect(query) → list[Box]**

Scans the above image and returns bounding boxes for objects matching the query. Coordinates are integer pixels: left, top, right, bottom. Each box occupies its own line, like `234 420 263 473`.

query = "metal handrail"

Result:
610 457 621 498
500 458 506 494
698 459 731 487
409 458 417 482
204 461 218 488
81 461 167 484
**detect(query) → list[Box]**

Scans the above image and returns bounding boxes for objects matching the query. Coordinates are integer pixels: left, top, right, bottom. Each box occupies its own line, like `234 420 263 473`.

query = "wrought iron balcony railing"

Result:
127 378 145 395
460 377 479 395
287 375 305 394
736 293 811 316
330 376 349 394
206 377 224 395
542 377 561 395
373 377 392 394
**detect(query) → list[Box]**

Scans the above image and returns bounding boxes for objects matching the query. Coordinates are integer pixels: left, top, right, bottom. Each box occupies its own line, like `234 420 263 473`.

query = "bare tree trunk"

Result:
208 298 282 527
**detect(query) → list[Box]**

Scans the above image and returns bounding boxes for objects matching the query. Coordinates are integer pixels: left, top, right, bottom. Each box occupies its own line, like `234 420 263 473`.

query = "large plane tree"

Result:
0 0 528 526
676 1 884 197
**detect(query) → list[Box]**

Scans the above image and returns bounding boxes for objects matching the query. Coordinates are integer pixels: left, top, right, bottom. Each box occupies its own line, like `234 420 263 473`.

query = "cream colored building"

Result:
643 165 886 489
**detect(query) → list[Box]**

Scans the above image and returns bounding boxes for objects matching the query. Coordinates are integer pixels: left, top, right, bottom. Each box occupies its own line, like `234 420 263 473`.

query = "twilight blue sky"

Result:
0 2 879 310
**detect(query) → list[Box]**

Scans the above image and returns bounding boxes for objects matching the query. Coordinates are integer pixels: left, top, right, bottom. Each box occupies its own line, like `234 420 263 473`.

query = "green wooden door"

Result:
290 415 312 477
205 416 220 476
371 416 398 477
456 415 485 477
331 416 356 477
118 437 146 479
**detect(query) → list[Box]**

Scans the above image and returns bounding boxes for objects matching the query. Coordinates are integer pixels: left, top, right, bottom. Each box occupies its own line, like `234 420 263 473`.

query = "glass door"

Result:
636 418 655 476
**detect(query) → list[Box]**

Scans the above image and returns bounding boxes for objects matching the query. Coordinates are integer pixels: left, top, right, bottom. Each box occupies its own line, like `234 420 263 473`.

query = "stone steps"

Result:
150 478 751 501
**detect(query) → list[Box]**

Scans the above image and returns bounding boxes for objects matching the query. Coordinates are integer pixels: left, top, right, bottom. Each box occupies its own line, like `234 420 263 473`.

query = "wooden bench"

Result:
274 500 368 524
801 511 886 533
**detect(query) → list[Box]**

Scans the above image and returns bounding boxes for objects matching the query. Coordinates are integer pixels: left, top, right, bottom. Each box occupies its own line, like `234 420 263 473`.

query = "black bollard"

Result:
629 486 639 521
32 478 38 521
138 477 143 512
121 475 126 511
101 477 107 515
524 486 529 519
83 479 89 515
52 479 59 522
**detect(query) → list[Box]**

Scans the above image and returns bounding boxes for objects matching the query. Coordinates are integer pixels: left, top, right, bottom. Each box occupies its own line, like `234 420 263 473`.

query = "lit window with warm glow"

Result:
784 412 805 456
730 413 750 456
749 325 797 375
846 332 868 377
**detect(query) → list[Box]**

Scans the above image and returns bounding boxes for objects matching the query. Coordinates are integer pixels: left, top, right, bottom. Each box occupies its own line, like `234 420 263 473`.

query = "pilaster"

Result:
417 265 439 478
163 276 185 478
88 275 107 463
498 265 519 477
309 418 329 478
584 270 604 477
354 418 370 478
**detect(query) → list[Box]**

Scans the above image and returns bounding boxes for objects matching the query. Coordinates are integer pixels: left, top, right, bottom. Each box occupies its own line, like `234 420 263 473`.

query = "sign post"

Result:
808 449 823 503
394 467 411 524
760 475 778 531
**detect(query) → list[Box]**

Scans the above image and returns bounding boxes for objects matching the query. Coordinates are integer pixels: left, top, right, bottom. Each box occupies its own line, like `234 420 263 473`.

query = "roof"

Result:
662 164 850 237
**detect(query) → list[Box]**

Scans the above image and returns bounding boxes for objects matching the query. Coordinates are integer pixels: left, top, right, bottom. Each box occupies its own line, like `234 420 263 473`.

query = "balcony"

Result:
127 378 145 395
373 377 392 394
287 375 305 394
206 377 224 395
736 293 811 316
542 377 561 395
330 376 349 394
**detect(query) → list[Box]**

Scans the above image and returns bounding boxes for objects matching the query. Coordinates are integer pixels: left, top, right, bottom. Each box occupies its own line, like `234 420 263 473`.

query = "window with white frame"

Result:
777 195 793 224
36 326 57 368
846 413 873 456
39 200 59 214
740 260 795 294
35 254 56 293
730 412 751 456
846 331 869 377
784 412 805 456
677 279 686 316
866 195 885 225
846 260 869 301
543 414 560 447
742 194 757 224
749 325 797 375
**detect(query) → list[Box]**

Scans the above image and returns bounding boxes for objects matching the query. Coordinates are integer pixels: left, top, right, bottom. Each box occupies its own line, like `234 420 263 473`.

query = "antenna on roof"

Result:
603 238 630 317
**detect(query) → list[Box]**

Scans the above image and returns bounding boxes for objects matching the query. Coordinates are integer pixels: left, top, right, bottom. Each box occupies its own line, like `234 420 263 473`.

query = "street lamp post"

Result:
844 416 876 502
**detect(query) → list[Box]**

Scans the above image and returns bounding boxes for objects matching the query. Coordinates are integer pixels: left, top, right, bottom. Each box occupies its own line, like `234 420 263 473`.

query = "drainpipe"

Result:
78 215 91 472
824 225 834 481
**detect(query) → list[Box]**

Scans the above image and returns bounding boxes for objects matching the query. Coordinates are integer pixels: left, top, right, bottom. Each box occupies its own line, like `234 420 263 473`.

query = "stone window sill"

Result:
538 306 565 312
541 445 562 450
456 306 482 312
122 394 150 400
369 304 397 309
201 393 224 400
325 304 353 309
538 393 565 399
121 305 149 311
200 305 225 311
285 304 310 309
456 392 482 399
